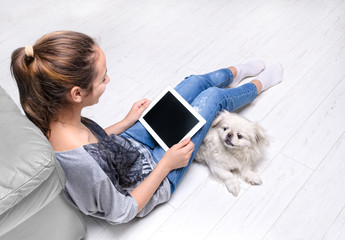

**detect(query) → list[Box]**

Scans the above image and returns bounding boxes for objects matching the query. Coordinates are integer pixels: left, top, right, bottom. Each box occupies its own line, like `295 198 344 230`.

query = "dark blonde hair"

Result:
11 31 99 137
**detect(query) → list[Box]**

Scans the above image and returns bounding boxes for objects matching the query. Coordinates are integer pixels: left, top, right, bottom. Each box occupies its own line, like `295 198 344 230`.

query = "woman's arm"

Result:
130 138 195 212
105 98 151 135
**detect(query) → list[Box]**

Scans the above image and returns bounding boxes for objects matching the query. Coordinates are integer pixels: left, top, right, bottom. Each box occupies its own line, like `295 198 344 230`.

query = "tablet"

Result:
139 86 206 151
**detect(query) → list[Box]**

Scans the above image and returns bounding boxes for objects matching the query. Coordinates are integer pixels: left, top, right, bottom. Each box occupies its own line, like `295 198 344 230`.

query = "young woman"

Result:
11 31 283 224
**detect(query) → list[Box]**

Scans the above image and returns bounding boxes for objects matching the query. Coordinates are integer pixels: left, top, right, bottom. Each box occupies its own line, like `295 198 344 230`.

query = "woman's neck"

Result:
51 105 84 127
48 105 98 151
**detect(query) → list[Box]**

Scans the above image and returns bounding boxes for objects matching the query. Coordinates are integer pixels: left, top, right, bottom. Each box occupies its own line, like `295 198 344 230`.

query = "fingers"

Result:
181 137 191 145
136 98 151 108
144 98 152 106
176 138 195 152
185 139 195 152
186 141 195 155
175 137 190 148
163 138 195 170
182 141 194 165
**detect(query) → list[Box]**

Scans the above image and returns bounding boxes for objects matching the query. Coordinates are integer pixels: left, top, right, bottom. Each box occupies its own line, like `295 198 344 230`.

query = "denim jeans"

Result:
121 68 257 193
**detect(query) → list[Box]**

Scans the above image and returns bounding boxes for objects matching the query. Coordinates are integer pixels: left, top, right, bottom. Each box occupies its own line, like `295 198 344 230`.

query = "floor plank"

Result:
97 203 175 240
281 76 345 169
260 33 345 162
150 178 240 240
323 206 345 240
205 154 312 240
238 0 345 122
263 133 345 240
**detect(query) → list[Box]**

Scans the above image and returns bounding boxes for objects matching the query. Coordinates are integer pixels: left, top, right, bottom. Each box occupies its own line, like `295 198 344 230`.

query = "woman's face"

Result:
84 47 110 106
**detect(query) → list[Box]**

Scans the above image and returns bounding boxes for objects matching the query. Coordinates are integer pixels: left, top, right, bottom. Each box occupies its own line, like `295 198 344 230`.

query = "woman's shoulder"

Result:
49 123 98 152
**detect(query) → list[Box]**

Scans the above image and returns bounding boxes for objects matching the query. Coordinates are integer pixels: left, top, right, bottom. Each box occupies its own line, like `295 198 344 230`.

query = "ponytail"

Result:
10 31 98 137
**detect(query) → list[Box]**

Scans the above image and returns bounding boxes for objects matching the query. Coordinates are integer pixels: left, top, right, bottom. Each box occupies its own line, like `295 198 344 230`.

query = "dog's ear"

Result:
211 112 225 129
254 122 269 146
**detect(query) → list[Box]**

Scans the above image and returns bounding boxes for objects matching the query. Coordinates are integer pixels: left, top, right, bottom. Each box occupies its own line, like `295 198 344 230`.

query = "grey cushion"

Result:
0 86 65 234
0 194 86 240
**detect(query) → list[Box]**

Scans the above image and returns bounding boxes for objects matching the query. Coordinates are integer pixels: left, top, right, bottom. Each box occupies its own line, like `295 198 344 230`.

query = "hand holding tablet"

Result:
139 87 206 151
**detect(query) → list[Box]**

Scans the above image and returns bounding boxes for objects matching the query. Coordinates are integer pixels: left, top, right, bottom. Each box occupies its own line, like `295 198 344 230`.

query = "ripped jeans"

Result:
121 68 258 193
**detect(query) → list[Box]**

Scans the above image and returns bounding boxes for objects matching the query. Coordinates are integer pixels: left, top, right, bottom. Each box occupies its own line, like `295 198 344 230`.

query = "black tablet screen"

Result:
143 91 199 148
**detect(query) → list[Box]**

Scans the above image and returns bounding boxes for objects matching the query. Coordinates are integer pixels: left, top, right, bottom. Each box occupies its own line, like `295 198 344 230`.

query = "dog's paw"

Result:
225 179 241 197
243 172 263 185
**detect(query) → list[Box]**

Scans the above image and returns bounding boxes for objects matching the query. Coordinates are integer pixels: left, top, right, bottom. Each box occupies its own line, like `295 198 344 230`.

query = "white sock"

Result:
231 60 266 87
256 63 283 91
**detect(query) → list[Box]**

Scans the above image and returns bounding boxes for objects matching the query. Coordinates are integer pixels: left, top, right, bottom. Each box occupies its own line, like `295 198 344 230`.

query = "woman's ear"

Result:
69 86 84 103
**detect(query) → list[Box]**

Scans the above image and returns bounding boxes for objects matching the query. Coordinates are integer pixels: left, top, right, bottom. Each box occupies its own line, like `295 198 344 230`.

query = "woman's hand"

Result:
104 98 151 135
130 138 194 213
160 138 195 171
124 98 151 127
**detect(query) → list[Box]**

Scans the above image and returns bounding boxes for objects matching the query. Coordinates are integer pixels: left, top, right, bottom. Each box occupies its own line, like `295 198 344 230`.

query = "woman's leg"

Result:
174 68 233 103
175 60 265 103
121 61 265 147
152 82 259 193
121 68 235 148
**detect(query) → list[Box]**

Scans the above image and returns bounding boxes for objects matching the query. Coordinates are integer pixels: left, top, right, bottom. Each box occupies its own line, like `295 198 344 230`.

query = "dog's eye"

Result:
237 133 243 139
223 127 228 131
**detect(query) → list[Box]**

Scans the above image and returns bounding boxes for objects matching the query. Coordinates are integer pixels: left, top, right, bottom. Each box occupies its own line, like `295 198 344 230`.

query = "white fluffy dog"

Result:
195 111 269 196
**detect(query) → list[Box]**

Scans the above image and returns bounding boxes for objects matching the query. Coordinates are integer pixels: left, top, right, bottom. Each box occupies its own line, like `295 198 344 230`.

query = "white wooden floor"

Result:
1 0 345 239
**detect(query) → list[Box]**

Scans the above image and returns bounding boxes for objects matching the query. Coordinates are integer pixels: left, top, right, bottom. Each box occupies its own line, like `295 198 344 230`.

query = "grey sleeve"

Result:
136 176 171 217
56 148 138 225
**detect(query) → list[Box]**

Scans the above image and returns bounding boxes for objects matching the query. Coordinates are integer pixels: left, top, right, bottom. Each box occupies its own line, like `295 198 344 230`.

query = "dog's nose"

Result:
226 133 233 140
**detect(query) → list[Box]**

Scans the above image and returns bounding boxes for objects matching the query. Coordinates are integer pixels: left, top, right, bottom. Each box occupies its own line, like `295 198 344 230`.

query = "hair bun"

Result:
25 45 34 57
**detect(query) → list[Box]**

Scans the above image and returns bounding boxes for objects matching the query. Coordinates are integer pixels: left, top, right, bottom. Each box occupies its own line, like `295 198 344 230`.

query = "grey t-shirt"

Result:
55 119 171 225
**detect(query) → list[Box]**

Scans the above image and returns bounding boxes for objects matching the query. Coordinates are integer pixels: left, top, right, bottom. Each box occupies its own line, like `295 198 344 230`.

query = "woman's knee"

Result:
174 75 213 103
200 87 224 99
183 74 212 88
192 87 224 112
